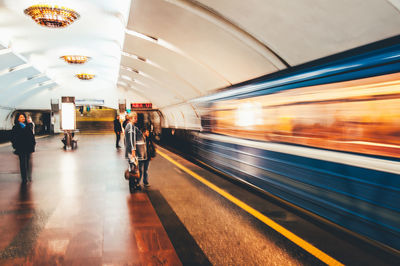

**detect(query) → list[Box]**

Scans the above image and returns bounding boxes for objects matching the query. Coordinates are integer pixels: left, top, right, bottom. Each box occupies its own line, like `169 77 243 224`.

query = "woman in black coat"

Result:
11 113 36 183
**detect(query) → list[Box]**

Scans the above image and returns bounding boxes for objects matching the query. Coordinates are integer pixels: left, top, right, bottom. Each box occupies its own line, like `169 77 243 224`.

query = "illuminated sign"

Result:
61 103 76 130
131 103 152 109
61 96 76 130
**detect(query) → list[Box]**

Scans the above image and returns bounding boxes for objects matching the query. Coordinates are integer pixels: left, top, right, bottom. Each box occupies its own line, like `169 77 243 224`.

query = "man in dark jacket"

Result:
114 115 122 148
139 126 156 187
11 113 36 183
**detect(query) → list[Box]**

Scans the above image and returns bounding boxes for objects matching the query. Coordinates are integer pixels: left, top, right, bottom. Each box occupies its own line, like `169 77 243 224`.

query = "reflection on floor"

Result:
0 134 180 265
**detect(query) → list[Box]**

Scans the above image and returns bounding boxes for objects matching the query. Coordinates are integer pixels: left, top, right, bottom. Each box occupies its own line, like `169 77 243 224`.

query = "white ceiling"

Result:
0 0 131 109
0 0 399 111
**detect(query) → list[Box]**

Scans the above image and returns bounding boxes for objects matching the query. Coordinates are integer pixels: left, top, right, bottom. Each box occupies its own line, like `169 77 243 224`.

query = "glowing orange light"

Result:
75 73 95 80
60 55 90 64
24 5 80 28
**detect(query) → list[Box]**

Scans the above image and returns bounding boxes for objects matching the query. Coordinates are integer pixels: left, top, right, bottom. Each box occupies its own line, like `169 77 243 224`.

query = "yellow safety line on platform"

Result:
157 149 344 266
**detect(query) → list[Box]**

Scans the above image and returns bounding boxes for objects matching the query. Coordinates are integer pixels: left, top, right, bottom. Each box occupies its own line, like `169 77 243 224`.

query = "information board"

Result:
131 103 152 109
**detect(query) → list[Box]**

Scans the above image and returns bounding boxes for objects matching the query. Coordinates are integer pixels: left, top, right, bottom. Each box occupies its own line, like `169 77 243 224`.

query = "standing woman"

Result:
11 113 36 183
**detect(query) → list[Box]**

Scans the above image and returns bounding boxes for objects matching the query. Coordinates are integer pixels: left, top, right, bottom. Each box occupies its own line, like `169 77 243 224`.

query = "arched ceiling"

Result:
1 0 400 111
0 0 131 109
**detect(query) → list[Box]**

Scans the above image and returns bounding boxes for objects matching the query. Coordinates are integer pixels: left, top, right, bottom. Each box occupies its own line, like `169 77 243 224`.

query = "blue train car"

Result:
184 38 400 251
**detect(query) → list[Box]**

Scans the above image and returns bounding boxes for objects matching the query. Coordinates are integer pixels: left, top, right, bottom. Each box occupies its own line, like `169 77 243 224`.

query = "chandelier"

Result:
60 55 91 64
76 73 95 80
24 5 80 28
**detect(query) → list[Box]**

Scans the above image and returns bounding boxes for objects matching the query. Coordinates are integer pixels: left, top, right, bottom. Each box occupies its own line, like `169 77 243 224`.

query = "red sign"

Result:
131 103 152 109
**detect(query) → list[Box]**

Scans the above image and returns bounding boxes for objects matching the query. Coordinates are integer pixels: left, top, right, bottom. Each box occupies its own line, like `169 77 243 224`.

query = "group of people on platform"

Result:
114 112 156 193
10 111 155 193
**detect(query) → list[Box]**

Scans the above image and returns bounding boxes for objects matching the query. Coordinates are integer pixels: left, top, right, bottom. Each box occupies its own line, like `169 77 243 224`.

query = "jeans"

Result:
139 160 150 184
18 152 32 182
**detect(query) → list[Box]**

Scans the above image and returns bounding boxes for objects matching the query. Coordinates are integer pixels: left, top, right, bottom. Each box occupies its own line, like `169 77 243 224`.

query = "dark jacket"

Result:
113 118 122 133
11 124 36 154
146 134 156 159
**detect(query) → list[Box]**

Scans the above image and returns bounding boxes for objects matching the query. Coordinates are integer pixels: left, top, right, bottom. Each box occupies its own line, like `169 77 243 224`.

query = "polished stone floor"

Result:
0 135 180 265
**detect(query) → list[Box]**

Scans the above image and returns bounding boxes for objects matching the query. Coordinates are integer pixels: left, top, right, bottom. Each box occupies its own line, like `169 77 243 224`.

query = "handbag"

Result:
124 162 140 180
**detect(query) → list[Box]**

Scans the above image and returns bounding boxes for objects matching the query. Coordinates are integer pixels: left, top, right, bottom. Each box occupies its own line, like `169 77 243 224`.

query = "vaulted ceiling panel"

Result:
0 50 26 70
123 34 229 93
196 0 400 65
0 66 41 88
120 55 200 99
7 81 57 107
119 66 191 102
0 75 51 101
128 0 282 84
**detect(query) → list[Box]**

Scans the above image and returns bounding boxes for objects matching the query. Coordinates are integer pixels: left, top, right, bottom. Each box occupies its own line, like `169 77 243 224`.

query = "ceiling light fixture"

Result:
60 55 90 64
76 73 95 80
24 5 80 28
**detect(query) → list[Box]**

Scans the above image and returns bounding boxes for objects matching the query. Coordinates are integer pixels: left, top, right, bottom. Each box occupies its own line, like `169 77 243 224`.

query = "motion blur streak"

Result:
208 73 400 158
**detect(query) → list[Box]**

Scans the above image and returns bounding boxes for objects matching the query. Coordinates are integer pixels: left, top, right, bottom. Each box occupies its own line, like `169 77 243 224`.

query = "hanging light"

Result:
24 5 80 28
60 55 91 64
76 73 95 80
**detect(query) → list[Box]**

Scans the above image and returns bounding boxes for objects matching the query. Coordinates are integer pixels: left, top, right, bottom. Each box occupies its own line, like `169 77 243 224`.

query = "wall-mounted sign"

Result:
75 99 104 106
131 103 152 109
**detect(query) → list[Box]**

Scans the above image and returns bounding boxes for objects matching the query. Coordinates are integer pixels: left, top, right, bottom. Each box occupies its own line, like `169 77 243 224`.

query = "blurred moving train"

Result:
159 37 400 252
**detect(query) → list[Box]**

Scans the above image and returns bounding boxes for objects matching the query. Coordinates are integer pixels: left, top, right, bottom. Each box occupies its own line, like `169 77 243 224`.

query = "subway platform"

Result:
0 134 398 265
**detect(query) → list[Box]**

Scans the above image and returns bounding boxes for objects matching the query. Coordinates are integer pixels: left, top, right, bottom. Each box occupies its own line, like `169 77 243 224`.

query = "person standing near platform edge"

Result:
113 114 122 148
11 113 36 183
139 126 156 187
125 112 146 192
